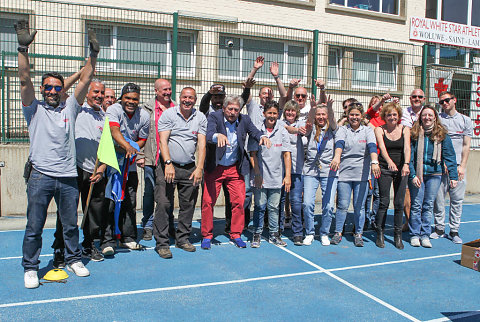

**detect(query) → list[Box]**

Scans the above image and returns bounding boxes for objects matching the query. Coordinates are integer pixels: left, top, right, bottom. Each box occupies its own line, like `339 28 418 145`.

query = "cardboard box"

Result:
460 239 480 271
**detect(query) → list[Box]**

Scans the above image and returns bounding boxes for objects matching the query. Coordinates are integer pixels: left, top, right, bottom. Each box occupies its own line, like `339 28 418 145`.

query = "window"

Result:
218 35 307 81
427 0 480 26
86 23 195 76
327 48 341 85
329 0 399 15
352 50 397 90
442 0 468 25
0 15 28 67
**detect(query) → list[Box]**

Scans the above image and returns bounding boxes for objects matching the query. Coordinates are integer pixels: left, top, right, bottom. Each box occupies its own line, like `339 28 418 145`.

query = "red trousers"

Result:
201 164 245 239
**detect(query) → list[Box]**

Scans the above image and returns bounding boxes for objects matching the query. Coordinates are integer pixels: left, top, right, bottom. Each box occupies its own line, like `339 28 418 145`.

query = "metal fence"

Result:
1 0 479 146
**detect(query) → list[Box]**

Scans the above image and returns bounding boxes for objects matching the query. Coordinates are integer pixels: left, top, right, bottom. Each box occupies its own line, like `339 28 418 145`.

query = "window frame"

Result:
328 0 400 16
217 34 309 83
327 47 342 87
1 13 30 68
85 22 196 77
351 49 398 91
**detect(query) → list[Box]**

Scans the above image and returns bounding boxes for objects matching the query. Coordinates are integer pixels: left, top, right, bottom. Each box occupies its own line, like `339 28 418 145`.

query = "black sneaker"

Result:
142 228 153 241
354 234 364 247
293 236 304 246
53 250 65 269
331 232 342 245
251 234 261 248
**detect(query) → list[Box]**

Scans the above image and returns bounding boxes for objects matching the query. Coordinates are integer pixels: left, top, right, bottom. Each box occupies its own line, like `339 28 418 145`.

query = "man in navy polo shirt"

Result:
16 20 98 288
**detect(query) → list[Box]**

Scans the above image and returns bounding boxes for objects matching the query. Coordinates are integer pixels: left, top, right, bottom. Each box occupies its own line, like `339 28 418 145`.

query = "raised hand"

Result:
14 19 37 48
88 28 100 57
314 79 325 89
289 79 301 89
310 94 317 108
254 56 265 69
244 77 256 89
270 61 280 77
327 95 334 108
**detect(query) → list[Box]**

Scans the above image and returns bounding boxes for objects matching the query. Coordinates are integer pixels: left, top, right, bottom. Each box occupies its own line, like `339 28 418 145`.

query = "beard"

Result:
42 92 61 108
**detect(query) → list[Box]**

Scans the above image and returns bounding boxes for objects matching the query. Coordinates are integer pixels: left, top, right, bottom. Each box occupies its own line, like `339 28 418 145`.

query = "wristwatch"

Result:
371 160 379 165
165 159 172 165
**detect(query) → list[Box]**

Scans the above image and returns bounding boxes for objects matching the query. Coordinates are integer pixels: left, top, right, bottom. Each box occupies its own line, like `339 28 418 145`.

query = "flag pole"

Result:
81 157 99 229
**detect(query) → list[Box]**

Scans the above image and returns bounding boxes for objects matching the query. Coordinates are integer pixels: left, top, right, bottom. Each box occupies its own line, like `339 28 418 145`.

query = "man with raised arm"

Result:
16 19 98 288
153 87 207 259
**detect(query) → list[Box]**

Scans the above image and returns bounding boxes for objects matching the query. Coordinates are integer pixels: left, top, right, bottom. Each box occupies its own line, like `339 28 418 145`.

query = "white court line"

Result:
0 270 322 308
328 253 461 272
425 310 480 322
276 244 420 322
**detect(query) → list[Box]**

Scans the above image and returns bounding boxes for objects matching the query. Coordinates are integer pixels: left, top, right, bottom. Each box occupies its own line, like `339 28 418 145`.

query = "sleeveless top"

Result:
379 126 405 169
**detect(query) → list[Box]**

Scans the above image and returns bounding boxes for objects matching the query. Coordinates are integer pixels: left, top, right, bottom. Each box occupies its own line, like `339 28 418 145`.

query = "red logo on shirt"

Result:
97 126 103 131
358 139 367 143
456 131 464 134
192 131 198 135
63 118 69 122
274 144 282 147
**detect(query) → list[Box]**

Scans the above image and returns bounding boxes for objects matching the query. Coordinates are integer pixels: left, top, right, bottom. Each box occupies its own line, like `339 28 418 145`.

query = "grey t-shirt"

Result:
335 124 377 182
75 103 105 173
248 121 291 189
23 96 81 177
280 119 305 175
157 106 207 165
303 125 338 178
439 112 473 164
246 100 264 130
106 103 150 172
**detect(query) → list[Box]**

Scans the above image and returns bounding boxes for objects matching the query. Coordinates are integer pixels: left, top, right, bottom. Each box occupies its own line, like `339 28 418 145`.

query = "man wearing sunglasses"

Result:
16 19 99 288
399 88 426 231
432 91 472 244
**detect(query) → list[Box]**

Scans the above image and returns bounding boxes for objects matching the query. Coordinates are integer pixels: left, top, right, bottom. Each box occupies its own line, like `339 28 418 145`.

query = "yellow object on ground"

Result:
42 269 69 281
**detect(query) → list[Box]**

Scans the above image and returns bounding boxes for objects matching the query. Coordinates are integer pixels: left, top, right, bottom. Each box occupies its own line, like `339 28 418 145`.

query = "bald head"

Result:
154 79 172 105
409 88 425 112
294 87 308 108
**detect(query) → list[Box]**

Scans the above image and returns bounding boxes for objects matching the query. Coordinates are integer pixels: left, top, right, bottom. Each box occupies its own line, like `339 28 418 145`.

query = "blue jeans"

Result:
335 181 369 235
279 174 303 233
22 169 81 271
253 188 281 235
364 177 379 225
409 175 442 238
142 165 155 230
303 176 338 236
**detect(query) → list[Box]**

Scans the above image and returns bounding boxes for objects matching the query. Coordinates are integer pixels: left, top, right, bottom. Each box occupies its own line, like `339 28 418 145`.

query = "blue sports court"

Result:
1 204 479 321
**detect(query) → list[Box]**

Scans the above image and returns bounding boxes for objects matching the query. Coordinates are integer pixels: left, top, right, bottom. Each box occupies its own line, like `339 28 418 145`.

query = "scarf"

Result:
416 124 441 182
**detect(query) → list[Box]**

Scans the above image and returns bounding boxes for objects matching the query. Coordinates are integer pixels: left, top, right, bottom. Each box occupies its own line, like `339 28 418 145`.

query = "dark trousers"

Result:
101 172 139 247
52 167 108 250
376 168 407 231
153 162 198 248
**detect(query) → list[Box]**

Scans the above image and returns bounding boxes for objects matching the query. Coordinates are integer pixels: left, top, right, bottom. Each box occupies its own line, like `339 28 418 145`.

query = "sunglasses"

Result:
347 102 363 108
439 97 453 105
411 95 424 99
295 94 307 98
43 84 63 92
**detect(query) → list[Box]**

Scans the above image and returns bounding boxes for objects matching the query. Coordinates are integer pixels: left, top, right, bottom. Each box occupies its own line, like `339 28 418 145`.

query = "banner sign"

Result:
470 57 480 148
429 69 453 104
410 16 480 50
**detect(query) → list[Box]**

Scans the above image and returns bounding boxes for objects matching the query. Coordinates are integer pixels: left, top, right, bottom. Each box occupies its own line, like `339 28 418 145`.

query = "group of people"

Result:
15 21 472 290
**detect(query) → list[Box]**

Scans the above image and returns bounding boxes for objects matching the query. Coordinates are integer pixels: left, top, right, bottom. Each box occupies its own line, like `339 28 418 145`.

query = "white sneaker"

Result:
24 270 39 289
303 235 314 246
421 238 432 248
102 246 114 256
320 235 330 246
120 241 144 250
410 236 420 247
67 261 90 277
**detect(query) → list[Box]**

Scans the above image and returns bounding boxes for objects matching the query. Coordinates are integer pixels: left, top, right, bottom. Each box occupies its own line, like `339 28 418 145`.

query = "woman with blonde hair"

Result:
374 102 410 249
408 105 458 248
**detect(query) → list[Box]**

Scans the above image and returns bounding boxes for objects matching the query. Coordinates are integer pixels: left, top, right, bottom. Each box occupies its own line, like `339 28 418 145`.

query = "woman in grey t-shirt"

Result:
330 103 381 247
